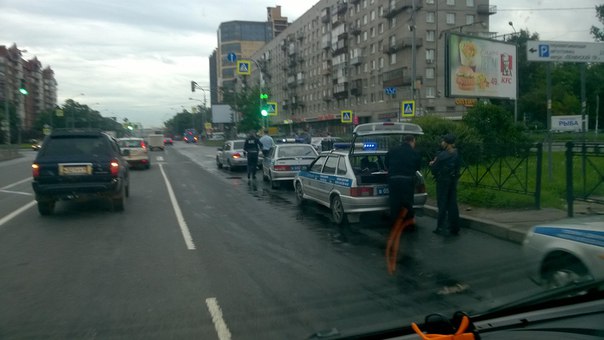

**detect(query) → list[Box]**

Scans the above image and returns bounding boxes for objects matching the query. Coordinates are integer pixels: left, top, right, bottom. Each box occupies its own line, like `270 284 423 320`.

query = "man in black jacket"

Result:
243 131 262 180
385 134 421 226
430 134 461 235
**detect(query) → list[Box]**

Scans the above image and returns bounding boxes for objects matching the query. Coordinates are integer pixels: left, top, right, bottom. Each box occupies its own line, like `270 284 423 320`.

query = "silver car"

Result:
293 122 427 225
216 140 247 170
523 215 604 288
262 143 318 189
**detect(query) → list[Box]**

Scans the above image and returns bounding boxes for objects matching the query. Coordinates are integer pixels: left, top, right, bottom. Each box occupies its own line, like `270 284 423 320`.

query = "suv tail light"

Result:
32 163 40 178
232 152 242 159
140 141 147 149
110 159 120 177
350 187 374 197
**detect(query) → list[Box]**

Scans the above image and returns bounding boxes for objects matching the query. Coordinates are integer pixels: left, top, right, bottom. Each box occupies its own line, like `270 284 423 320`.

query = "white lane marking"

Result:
205 298 232 340
158 163 196 250
0 201 36 229
156 156 165 162
0 190 33 196
1 177 32 190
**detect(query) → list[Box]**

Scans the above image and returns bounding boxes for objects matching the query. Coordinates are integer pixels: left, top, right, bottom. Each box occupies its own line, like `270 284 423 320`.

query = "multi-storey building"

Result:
212 6 290 105
244 0 495 135
1 44 57 134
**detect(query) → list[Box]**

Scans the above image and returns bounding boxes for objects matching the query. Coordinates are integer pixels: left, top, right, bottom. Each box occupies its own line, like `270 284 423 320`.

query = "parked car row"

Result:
216 122 429 225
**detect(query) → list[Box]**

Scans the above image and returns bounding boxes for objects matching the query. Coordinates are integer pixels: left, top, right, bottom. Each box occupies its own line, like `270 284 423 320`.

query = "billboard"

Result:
211 104 235 124
446 33 517 99
551 115 586 132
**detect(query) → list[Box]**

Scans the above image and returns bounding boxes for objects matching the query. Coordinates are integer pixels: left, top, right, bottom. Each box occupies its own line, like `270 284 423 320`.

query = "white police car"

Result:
523 215 604 288
293 122 427 224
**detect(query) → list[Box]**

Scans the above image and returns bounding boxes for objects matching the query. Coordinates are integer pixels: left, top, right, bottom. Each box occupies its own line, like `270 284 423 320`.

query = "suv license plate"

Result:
377 186 389 195
59 164 92 175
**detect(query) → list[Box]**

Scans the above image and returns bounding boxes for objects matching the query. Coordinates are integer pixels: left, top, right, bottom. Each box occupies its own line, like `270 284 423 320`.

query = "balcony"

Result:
336 2 348 14
333 83 349 99
321 8 330 23
350 80 362 96
321 66 332 75
382 0 422 19
350 55 364 65
349 23 361 35
332 39 348 54
382 67 407 87
331 13 345 26
382 38 423 54
477 4 497 15
323 95 332 102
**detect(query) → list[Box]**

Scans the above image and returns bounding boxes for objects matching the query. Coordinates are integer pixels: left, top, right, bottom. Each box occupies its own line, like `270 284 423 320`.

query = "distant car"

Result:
31 139 43 151
523 215 604 289
294 122 427 225
208 132 225 141
118 137 151 169
216 140 247 171
262 143 318 189
163 137 173 145
31 129 130 215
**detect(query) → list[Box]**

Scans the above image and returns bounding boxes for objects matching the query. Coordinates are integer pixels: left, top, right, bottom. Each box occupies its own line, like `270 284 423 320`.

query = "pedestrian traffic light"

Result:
260 93 268 100
19 79 28 95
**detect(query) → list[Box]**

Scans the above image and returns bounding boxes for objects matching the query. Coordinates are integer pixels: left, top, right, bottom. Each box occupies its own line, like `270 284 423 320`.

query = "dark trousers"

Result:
247 152 258 178
436 179 460 232
262 149 270 157
388 176 415 224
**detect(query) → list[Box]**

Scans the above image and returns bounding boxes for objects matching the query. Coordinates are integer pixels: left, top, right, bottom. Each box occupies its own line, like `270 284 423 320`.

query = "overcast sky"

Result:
1 0 601 128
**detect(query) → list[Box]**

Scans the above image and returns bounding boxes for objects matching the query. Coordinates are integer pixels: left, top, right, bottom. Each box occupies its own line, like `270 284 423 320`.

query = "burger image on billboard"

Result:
455 66 475 91
459 40 477 67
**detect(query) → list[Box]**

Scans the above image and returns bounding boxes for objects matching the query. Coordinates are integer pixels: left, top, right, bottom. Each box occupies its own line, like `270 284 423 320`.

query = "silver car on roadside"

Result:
523 215 604 288
262 143 318 189
293 122 427 225
216 140 247 171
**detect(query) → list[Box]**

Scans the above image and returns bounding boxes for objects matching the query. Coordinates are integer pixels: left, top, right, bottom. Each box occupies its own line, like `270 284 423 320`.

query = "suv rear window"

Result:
41 136 110 157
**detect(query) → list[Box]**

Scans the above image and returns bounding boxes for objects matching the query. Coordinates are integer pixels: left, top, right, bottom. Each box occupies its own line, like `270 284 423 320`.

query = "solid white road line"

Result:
158 163 196 250
205 298 232 340
0 190 33 196
0 201 36 229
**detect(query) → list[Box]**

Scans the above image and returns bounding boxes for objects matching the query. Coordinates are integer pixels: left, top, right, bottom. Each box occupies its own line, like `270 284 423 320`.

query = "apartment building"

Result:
246 0 495 134
1 44 58 133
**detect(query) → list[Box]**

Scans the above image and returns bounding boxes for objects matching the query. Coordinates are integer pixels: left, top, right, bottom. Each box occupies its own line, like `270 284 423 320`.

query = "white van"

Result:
147 134 165 151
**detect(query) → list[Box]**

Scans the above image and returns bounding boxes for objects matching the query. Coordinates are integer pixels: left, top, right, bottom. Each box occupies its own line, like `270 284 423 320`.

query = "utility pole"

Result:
411 0 417 106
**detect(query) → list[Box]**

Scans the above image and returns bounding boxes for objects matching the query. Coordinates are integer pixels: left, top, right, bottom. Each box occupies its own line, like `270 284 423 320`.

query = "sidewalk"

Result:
423 198 604 244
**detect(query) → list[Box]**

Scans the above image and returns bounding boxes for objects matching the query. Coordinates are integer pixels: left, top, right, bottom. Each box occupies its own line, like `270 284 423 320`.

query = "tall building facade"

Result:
267 6 289 37
1 44 57 134
245 0 495 134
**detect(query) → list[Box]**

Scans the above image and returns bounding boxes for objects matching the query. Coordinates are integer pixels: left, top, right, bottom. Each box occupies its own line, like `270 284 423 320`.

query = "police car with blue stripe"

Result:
293 122 428 225
523 215 604 288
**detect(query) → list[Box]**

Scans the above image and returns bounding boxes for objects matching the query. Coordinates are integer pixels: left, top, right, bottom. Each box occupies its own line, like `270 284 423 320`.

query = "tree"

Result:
221 84 264 133
590 5 604 41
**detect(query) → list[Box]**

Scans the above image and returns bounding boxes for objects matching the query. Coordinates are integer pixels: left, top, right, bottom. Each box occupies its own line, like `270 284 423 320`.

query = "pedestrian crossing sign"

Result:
267 102 278 116
237 60 251 75
341 110 353 123
401 100 415 117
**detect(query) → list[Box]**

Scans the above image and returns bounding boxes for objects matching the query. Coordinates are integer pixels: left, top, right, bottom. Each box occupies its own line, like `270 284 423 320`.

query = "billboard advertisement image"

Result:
446 33 517 99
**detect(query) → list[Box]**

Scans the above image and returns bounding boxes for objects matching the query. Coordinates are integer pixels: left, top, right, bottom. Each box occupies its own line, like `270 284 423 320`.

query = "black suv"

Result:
32 129 130 215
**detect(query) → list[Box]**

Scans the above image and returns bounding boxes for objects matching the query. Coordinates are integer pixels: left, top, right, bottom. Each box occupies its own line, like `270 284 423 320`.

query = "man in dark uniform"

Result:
430 134 461 235
243 130 262 180
385 134 421 226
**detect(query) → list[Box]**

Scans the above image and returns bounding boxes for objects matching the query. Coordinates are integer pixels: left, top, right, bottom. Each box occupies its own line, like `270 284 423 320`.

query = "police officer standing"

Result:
430 134 461 235
244 130 262 180
385 134 421 226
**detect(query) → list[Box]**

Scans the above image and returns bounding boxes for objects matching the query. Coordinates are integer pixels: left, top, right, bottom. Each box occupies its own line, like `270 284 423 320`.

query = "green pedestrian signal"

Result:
261 108 269 117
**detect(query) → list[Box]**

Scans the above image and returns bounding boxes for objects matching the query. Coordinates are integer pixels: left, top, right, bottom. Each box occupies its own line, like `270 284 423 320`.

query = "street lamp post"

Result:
509 21 519 124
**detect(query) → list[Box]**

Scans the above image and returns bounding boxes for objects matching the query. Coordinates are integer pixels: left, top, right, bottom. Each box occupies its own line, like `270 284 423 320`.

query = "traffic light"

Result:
259 92 269 116
191 81 197 92
19 79 28 95
260 93 268 100
261 106 269 117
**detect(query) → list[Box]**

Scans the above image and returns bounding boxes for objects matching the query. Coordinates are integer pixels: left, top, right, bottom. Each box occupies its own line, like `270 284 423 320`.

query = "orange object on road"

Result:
386 208 415 274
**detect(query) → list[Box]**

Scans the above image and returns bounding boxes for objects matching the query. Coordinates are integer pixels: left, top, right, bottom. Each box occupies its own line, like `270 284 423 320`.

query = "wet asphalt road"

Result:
0 145 542 339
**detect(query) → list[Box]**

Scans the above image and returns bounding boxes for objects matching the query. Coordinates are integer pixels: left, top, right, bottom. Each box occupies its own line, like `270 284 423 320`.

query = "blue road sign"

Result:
539 44 550 58
402 100 415 117
227 53 237 62
341 110 352 123
236 60 251 75
384 87 396 95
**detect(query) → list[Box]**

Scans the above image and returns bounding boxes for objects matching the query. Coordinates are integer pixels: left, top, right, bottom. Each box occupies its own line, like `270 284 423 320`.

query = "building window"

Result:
389 17 397 28
426 49 435 62
446 13 455 25
466 0 474 6
426 12 435 23
363 0 368 8
390 53 396 64
363 14 368 25
370 27 375 37
371 43 376 54
357 35 361 44
425 87 435 98
426 0 434 3
426 30 435 42
371 59 376 70
466 15 474 25
378 23 384 34
379 6 384 16
447 0 455 5
379 57 384 68
425 68 435 79
363 31 368 41
389 35 396 47
378 40 383 52
371 10 376 21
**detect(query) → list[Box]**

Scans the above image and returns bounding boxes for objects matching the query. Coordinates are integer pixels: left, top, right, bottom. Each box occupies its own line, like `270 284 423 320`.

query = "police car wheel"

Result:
295 182 305 206
216 157 222 169
331 196 346 225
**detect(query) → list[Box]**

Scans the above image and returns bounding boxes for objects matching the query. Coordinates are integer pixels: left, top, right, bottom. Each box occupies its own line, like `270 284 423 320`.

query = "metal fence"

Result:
565 142 604 217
